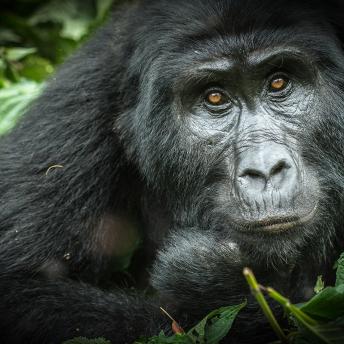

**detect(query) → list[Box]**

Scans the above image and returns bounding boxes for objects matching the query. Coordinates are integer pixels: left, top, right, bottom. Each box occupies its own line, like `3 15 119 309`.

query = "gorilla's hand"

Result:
151 230 290 343
151 230 249 318
151 229 293 321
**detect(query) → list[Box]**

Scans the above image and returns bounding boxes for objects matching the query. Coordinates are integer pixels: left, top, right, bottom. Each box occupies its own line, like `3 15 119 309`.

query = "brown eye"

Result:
269 76 289 92
206 91 225 106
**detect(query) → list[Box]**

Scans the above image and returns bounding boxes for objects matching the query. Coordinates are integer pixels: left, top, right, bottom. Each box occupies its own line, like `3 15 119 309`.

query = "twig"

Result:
243 268 288 343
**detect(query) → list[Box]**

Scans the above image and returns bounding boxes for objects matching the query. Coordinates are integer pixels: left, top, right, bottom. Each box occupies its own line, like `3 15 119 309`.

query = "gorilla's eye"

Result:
269 75 290 93
204 89 230 112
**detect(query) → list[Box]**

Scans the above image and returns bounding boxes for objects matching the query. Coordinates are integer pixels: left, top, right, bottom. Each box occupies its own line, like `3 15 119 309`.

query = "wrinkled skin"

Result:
1 0 344 343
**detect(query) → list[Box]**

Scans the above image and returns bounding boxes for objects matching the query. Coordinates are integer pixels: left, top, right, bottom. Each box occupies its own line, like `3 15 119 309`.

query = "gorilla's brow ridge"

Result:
247 47 314 68
175 46 314 87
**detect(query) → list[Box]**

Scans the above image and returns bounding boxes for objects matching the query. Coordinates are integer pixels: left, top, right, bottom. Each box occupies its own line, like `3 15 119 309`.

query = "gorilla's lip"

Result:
236 206 317 233
249 216 301 232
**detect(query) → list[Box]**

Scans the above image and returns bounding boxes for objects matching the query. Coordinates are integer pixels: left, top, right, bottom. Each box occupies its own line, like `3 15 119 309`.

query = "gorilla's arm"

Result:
152 230 288 344
0 277 162 343
0 18 166 343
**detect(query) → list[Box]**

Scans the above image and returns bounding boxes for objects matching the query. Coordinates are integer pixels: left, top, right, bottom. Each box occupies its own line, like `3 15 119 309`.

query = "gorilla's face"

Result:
168 45 323 262
178 46 320 230
119 0 344 263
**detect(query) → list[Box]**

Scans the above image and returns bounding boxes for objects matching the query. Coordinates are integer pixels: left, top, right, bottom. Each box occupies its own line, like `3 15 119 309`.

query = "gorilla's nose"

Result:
237 144 296 193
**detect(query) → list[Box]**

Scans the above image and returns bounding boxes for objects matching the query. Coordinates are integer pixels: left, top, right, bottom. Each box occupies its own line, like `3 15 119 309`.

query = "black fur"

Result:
1 0 344 343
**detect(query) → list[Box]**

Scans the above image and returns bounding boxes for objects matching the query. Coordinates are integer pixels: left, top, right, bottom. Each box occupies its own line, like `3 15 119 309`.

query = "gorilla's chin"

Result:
229 219 328 267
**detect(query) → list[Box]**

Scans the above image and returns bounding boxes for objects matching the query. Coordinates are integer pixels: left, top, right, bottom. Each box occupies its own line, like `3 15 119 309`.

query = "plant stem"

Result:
267 288 318 326
243 268 288 343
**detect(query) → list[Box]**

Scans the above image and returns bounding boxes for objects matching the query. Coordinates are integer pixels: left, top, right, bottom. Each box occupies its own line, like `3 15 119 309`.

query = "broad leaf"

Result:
20 55 54 82
188 302 246 344
301 285 344 321
335 253 344 287
294 317 344 344
6 48 36 61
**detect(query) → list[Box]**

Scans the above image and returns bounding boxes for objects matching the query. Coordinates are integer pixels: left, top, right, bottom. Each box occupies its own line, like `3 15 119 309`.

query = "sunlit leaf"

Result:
6 47 37 61
29 0 95 41
0 80 43 135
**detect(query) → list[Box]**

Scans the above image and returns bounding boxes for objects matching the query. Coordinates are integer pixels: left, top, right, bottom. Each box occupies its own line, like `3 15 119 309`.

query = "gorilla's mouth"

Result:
249 216 302 232
236 205 318 233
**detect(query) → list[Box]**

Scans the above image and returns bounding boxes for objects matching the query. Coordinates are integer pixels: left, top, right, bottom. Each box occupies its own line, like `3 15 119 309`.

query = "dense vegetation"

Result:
0 0 113 134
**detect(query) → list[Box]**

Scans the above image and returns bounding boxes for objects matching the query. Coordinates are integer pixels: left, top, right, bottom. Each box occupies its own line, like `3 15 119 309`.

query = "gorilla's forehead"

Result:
167 20 334 62
138 0 338 75
150 37 331 89
143 0 327 38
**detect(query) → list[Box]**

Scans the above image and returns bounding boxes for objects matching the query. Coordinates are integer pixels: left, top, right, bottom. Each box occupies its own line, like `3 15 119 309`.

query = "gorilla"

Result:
1 0 344 343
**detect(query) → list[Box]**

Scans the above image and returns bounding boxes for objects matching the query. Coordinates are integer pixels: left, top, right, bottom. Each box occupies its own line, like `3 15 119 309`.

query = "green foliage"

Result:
135 302 246 344
135 332 194 344
245 252 344 344
62 303 245 344
314 276 325 294
188 303 246 344
1 0 114 61
293 317 344 344
335 252 344 287
0 0 115 134
0 80 42 134
300 285 344 321
61 254 344 344
288 287 344 344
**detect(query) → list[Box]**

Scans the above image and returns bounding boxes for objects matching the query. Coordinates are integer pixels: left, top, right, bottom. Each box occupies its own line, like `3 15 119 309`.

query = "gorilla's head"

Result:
117 0 344 264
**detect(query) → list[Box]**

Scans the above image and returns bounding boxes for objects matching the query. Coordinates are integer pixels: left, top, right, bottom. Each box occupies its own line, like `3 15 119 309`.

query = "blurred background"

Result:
0 0 115 135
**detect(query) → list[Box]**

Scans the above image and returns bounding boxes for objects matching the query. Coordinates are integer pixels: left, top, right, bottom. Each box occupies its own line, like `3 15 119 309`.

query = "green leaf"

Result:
6 48 37 61
134 331 193 344
315 276 325 294
63 337 111 344
301 285 344 321
335 253 344 287
96 0 114 21
0 29 21 44
30 0 95 41
187 302 246 344
293 317 344 344
205 302 246 344
20 55 54 82
264 278 344 344
0 80 42 135
135 302 245 344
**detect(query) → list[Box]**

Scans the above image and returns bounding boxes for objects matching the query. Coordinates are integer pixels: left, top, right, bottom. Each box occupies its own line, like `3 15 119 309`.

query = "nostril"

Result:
240 169 266 180
270 160 290 177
